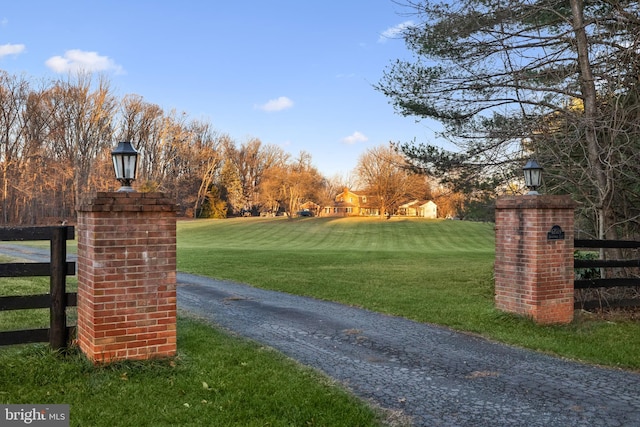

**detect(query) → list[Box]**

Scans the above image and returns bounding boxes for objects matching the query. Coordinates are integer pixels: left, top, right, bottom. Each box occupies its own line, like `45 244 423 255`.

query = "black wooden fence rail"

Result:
574 239 640 310
0 226 76 349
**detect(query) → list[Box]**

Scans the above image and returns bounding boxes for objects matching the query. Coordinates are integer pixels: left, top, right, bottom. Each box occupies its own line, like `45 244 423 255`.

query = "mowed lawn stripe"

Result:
178 217 495 320
177 217 640 370
179 217 494 253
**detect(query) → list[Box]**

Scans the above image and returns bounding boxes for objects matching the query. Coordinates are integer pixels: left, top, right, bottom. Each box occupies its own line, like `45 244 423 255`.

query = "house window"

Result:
362 196 367 203
346 207 352 214
349 197 353 203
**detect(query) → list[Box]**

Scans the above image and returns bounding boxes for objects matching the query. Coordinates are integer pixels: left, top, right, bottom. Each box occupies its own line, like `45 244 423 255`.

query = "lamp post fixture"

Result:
111 141 138 192
523 158 543 195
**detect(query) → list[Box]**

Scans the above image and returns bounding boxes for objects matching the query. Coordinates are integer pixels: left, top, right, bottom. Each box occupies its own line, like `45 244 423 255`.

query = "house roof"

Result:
399 200 437 209
300 201 320 208
334 201 356 208
399 199 420 208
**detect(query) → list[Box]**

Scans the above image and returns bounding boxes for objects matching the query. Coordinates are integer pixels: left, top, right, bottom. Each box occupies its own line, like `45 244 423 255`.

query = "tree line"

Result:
0 71 450 225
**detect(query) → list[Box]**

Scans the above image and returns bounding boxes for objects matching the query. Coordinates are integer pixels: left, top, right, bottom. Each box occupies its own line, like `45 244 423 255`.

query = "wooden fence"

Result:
574 239 640 309
0 226 76 349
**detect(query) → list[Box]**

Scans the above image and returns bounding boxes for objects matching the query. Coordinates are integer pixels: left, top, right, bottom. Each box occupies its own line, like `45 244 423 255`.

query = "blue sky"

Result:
0 0 443 177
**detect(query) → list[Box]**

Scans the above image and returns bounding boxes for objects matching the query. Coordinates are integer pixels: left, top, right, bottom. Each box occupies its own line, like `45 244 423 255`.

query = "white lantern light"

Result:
523 159 543 195
111 142 138 192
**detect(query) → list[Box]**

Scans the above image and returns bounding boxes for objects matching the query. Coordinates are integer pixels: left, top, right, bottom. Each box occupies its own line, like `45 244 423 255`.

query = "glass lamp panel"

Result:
529 169 541 187
123 154 137 179
112 155 124 179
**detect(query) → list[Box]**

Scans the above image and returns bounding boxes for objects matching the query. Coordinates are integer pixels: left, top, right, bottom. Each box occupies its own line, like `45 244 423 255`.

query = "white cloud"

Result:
45 49 124 74
255 96 294 112
378 20 414 43
342 131 368 145
0 43 26 58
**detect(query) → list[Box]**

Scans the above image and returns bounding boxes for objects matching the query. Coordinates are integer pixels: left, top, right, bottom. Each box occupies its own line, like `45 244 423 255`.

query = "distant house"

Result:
322 188 437 218
322 188 381 217
398 200 438 219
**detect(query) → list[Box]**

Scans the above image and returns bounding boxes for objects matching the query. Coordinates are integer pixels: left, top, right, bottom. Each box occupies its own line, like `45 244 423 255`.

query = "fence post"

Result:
49 226 67 350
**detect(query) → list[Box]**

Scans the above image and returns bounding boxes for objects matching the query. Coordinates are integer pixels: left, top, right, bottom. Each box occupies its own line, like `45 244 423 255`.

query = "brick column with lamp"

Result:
494 195 576 324
76 192 177 363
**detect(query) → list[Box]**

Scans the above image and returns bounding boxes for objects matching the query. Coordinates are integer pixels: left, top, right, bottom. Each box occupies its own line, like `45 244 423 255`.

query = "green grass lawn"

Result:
0 317 384 427
178 217 495 326
178 216 640 370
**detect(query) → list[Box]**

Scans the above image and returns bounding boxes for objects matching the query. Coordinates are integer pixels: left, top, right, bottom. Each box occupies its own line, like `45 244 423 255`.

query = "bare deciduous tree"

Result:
190 122 223 217
0 71 31 223
357 144 425 216
260 151 324 218
0 70 335 224
117 94 165 187
45 73 116 205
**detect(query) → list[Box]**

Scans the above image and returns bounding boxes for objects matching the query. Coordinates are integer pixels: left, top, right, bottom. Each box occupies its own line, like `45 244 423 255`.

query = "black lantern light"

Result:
111 141 138 192
523 158 543 195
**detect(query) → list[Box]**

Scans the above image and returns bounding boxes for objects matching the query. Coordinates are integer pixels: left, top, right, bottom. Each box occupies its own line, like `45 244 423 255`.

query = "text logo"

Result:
1 405 69 426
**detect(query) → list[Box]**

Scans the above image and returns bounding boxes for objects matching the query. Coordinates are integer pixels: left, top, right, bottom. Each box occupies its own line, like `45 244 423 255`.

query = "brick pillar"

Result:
76 192 177 363
494 195 576 324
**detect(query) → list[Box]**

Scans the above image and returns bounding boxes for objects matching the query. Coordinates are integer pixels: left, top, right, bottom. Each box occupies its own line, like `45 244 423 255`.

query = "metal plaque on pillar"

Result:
547 225 565 240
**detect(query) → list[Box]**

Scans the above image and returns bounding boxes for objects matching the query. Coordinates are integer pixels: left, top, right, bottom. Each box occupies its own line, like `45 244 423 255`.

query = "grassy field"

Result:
178 217 495 326
178 216 640 371
0 318 384 426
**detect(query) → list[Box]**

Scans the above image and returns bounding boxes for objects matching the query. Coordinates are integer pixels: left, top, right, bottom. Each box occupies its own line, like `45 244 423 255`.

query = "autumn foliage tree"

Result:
0 71 332 224
45 74 117 206
259 151 324 217
356 144 429 216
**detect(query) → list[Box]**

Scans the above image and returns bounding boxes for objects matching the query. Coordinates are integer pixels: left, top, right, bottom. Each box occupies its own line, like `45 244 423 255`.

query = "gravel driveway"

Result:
177 272 640 427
